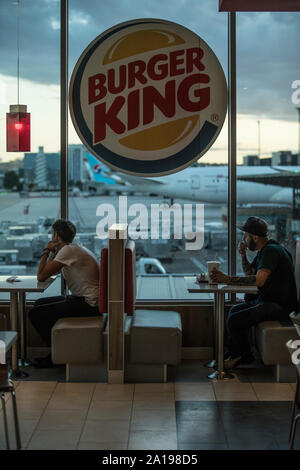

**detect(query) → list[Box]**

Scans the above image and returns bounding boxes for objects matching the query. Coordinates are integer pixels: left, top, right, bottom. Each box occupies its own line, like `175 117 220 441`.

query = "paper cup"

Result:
207 261 220 284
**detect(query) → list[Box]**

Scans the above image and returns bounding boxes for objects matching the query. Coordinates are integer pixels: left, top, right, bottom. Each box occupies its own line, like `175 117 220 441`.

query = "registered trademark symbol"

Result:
211 113 219 122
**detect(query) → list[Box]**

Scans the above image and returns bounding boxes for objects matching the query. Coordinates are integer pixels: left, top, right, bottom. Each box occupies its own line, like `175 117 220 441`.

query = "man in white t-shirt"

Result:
29 219 100 367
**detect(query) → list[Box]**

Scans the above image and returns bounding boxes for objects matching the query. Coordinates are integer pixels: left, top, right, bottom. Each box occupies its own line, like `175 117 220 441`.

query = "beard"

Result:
248 238 257 251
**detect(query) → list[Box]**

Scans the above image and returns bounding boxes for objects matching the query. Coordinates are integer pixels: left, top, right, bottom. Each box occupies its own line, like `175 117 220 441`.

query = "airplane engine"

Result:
269 188 293 204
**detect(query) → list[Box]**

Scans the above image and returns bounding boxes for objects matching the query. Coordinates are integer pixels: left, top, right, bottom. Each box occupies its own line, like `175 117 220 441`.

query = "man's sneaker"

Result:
224 352 255 370
224 351 231 360
224 355 243 370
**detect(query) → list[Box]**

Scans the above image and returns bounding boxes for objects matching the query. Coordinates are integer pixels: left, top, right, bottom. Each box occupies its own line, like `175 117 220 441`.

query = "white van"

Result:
136 257 166 275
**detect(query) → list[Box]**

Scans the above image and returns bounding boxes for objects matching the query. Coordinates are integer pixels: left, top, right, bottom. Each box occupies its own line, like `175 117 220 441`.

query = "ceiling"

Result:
219 0 300 11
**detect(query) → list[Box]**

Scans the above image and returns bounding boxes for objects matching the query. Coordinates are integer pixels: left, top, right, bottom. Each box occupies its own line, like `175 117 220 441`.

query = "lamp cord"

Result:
17 0 20 105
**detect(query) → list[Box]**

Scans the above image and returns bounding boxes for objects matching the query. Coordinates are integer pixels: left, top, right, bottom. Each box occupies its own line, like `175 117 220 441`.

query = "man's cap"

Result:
238 217 268 237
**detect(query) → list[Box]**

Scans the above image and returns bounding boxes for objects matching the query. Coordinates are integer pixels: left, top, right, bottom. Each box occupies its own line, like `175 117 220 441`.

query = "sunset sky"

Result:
0 0 299 164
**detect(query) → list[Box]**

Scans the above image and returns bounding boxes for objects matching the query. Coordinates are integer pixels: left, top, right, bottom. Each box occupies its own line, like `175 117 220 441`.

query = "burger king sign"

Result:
69 18 227 176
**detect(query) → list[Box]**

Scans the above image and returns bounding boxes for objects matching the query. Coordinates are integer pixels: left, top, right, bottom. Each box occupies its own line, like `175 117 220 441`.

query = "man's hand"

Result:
238 241 247 256
45 241 60 252
210 268 230 284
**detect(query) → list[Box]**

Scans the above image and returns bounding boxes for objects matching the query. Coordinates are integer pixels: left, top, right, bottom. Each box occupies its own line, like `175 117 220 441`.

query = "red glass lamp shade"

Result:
6 104 31 152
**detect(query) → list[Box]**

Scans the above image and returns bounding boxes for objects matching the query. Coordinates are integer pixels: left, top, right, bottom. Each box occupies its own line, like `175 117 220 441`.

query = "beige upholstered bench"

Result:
51 240 182 382
255 319 298 382
52 315 107 381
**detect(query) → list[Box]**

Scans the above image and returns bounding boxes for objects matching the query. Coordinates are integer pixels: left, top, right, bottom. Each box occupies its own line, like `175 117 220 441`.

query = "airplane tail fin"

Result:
83 153 116 184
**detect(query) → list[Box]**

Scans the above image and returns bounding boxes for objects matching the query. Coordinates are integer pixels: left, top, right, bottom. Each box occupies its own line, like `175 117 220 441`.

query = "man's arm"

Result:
241 254 256 275
37 242 64 282
210 268 272 287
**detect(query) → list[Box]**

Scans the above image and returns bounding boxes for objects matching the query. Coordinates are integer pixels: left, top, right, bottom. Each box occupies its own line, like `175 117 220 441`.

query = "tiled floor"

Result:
0 361 299 450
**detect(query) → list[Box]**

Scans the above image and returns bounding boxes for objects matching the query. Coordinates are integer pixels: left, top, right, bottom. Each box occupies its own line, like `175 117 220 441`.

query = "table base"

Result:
10 368 29 379
207 369 235 380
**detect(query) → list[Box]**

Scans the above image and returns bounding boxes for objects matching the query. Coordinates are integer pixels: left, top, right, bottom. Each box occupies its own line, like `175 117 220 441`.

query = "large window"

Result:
0 0 61 297
1 2 298 301
68 0 228 288
236 11 300 274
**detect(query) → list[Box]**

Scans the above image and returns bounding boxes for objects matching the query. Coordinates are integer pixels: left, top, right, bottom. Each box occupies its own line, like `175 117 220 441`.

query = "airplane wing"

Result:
116 173 165 186
238 170 300 188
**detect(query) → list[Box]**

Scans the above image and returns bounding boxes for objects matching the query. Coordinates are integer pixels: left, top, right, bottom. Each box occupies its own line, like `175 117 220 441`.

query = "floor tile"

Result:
132 400 175 411
213 382 257 401
218 401 292 437
53 382 95 395
252 383 295 401
4 398 46 420
87 401 132 420
46 398 92 411
26 428 81 450
213 382 254 393
134 383 174 393
177 419 227 444
175 383 215 401
7 362 300 452
175 401 220 421
46 383 95 410
80 419 130 444
93 384 134 401
0 416 38 450
128 430 177 450
178 443 229 450
227 431 279 450
37 409 87 429
133 392 174 402
77 442 128 450
131 409 176 431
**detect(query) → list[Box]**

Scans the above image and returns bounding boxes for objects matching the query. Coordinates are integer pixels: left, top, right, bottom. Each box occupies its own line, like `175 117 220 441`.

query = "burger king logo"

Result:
69 18 227 176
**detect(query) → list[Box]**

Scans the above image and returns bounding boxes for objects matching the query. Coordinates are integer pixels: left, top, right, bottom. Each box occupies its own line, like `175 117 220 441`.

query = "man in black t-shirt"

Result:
210 217 299 369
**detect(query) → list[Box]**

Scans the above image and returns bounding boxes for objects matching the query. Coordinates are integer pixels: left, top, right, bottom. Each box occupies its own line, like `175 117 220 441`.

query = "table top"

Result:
0 331 18 351
0 275 55 292
184 276 258 294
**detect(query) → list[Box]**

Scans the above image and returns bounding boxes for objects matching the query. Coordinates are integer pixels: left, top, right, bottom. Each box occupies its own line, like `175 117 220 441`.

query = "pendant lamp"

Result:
6 0 30 152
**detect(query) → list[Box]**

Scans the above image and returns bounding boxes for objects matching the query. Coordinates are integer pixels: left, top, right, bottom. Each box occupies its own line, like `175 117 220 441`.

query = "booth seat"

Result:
51 241 182 382
254 240 300 382
255 319 299 382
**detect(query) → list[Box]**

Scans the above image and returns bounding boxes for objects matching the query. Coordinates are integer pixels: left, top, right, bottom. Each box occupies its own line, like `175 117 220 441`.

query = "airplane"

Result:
85 152 295 205
84 153 128 194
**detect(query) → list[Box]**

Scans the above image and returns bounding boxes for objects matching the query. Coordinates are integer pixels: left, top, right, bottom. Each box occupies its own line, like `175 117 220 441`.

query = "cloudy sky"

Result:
0 0 299 163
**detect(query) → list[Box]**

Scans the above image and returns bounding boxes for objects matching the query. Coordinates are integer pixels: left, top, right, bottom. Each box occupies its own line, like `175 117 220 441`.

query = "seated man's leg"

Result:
29 298 70 347
34 296 65 307
226 300 257 358
29 296 99 347
227 300 288 360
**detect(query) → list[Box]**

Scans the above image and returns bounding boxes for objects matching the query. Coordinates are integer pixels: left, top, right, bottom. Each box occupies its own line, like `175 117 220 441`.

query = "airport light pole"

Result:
296 105 300 162
257 120 260 158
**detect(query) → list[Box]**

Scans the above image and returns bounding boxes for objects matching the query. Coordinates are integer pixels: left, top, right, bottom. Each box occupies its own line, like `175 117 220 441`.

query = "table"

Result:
0 331 18 376
185 277 258 380
0 276 55 378
0 331 18 353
